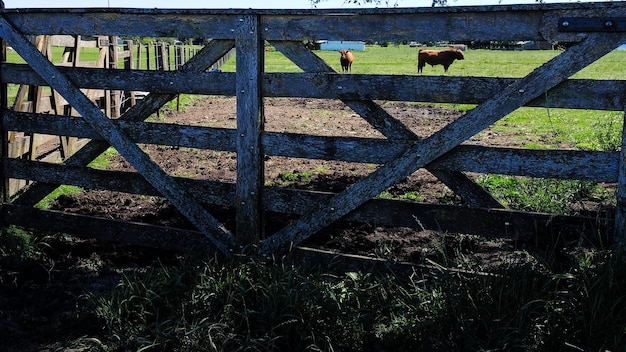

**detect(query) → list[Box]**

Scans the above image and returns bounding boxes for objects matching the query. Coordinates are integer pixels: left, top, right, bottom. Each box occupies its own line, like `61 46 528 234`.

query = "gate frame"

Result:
1 3 626 256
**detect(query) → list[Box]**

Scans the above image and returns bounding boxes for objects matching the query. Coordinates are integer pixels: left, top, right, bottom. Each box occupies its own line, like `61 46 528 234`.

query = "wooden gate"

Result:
2 3 626 256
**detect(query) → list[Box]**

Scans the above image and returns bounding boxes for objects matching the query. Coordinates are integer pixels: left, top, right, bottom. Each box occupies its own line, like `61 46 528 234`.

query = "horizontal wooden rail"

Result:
3 64 626 110
3 197 611 249
3 204 215 253
4 112 619 182
2 3 624 42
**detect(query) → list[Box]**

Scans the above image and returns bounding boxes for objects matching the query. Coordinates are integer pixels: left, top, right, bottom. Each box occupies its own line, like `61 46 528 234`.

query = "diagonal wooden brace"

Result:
13 39 235 206
271 41 503 208
0 17 237 255
260 32 626 254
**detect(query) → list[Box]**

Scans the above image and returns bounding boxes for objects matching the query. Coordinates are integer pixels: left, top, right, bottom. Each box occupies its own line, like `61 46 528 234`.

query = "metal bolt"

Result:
337 86 343 90
561 20 569 27
518 89 525 93
239 18 244 22
605 20 614 27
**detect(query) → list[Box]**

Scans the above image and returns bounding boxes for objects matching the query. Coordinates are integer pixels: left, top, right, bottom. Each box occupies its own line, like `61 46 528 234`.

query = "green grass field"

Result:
8 43 626 77
7 44 625 149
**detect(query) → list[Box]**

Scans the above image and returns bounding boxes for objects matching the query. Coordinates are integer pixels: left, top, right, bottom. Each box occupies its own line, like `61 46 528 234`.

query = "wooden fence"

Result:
2 34 217 196
1 3 626 257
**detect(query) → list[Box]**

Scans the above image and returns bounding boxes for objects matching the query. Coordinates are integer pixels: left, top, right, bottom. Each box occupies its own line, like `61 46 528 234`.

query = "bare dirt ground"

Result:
47 96 606 265
0 97 610 351
50 96 522 264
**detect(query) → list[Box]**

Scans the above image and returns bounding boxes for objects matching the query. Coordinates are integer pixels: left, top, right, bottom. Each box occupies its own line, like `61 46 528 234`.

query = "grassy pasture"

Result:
9 43 625 77
7 45 625 150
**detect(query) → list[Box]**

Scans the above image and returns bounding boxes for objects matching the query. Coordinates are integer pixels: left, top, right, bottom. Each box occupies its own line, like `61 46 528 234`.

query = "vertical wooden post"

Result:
124 40 136 110
156 43 168 71
155 43 161 70
145 42 151 70
615 111 626 245
235 15 264 245
0 0 7 206
175 44 184 69
108 36 122 118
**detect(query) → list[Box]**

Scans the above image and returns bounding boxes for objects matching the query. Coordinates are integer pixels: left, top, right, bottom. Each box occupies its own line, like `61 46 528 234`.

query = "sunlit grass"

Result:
7 42 626 77
34 185 83 209
487 107 624 150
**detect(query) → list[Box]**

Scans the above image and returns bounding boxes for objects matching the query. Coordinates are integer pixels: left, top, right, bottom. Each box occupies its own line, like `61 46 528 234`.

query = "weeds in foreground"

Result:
476 176 609 215
73 248 626 352
0 226 41 264
2 227 626 351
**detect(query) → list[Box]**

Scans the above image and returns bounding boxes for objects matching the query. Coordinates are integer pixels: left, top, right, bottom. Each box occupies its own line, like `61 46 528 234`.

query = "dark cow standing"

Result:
339 49 354 73
418 48 464 73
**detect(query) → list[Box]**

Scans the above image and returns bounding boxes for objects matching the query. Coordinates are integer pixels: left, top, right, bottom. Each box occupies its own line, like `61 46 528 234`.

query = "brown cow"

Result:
339 49 354 73
417 48 464 73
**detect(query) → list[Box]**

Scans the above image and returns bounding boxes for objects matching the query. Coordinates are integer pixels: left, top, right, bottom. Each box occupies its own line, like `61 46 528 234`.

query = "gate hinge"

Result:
559 17 626 32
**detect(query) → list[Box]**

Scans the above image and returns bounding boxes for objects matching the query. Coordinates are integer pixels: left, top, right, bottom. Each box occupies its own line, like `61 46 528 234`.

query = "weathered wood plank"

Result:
4 110 238 150
236 15 265 244
433 145 618 182
262 11 546 42
5 158 237 206
616 111 626 243
1 11 239 39
0 63 235 94
0 16 5 203
3 204 216 254
6 141 618 199
3 3 623 42
0 17 237 254
346 199 612 245
5 64 626 111
2 161 611 245
265 4 626 43
11 39 235 207
259 32 626 254
6 111 619 182
266 74 626 112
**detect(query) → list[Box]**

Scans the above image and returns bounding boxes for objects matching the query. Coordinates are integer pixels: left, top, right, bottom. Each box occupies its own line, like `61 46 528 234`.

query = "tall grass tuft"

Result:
80 251 626 351
0 226 40 264
476 176 601 215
